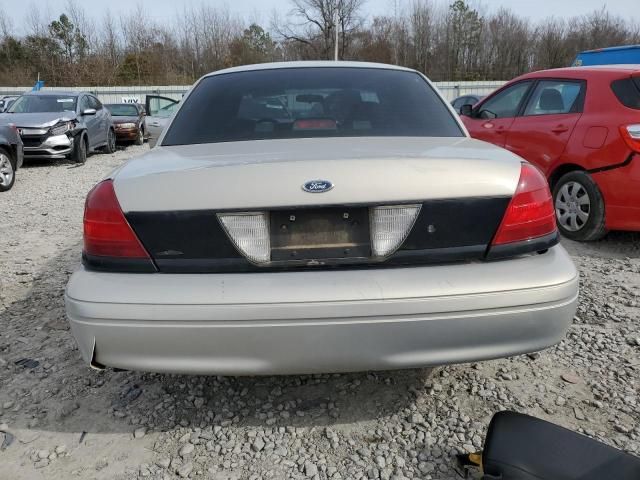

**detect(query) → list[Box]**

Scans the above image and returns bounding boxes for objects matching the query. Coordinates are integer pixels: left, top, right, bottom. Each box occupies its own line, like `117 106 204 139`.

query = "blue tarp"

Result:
572 45 640 66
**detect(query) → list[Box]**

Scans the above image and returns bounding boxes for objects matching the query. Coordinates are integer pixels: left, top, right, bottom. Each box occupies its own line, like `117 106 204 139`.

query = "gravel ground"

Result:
0 146 638 479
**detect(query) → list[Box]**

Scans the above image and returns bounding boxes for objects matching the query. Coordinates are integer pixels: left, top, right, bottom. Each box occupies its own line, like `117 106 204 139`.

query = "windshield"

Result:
8 95 77 113
105 104 139 116
162 67 463 146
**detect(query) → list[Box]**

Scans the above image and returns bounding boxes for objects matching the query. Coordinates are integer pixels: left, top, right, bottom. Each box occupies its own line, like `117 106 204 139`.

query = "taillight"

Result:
620 124 640 153
491 164 556 245
83 180 150 258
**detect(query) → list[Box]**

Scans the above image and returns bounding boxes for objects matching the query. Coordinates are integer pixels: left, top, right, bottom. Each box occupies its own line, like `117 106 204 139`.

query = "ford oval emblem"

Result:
302 180 334 193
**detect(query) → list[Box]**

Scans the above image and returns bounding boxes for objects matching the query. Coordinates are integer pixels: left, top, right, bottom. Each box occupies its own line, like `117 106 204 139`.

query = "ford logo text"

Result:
302 180 334 193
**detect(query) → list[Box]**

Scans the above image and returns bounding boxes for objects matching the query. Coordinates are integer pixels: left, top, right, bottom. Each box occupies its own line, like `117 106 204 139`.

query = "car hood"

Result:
112 137 524 212
0 111 78 128
112 116 138 124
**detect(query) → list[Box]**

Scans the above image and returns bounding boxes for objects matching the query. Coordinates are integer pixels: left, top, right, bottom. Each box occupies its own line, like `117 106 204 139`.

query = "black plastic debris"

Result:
112 384 142 409
455 452 483 478
14 358 39 369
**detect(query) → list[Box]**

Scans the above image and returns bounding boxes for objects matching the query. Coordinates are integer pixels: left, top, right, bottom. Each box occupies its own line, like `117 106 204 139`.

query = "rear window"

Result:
105 104 139 116
611 77 640 109
162 67 463 146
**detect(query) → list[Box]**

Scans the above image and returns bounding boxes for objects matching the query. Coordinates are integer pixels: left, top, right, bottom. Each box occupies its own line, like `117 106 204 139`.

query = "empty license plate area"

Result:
270 207 371 261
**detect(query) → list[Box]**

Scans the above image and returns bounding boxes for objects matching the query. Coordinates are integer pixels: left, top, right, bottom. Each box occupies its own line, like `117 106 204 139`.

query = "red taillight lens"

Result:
83 180 150 258
620 124 640 153
491 164 556 245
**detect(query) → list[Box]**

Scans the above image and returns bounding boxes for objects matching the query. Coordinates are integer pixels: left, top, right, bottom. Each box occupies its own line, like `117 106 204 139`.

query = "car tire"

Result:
104 128 117 154
71 134 87 164
0 147 16 192
553 171 607 242
135 128 144 146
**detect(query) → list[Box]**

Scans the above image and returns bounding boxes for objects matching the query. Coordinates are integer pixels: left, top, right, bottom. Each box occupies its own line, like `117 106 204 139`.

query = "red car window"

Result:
523 80 584 116
479 82 532 118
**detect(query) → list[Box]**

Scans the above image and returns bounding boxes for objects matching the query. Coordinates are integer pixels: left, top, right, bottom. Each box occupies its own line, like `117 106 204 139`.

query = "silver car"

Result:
0 91 116 163
65 62 578 375
144 94 180 147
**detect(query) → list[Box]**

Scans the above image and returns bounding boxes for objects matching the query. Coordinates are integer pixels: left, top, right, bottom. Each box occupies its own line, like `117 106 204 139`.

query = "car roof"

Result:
204 61 416 78
23 91 83 97
517 65 640 80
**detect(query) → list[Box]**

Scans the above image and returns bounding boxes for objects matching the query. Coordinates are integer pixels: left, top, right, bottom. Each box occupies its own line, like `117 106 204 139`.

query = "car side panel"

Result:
463 117 515 147
548 74 640 230
591 157 640 230
79 95 101 150
506 113 581 174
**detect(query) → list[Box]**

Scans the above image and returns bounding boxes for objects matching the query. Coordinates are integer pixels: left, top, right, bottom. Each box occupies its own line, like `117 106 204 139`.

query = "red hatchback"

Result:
461 66 640 241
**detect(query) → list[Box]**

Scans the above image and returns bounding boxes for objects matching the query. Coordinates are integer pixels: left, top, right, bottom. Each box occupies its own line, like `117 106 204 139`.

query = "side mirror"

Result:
459 104 473 116
82 108 97 116
479 109 497 120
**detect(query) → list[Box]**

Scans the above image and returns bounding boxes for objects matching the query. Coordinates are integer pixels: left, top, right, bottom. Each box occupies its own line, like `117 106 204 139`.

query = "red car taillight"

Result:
491 163 556 245
620 124 640 153
83 180 150 258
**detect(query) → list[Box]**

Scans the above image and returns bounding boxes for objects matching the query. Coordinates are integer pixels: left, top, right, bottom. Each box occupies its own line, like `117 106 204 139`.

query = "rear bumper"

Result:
65 246 578 375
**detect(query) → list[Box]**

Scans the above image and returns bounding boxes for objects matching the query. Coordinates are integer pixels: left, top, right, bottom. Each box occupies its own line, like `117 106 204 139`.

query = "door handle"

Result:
551 125 569 134
151 121 160 127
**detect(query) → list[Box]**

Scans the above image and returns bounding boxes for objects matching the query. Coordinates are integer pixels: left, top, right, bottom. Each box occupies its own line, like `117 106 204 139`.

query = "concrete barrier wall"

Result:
0 81 506 104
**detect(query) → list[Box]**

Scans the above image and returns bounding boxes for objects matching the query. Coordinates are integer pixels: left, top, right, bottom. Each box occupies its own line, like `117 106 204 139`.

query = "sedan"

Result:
104 103 147 145
461 66 640 240
451 94 484 113
65 62 578 375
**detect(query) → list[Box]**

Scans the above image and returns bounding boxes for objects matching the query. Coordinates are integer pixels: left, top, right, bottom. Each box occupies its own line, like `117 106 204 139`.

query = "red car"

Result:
461 66 640 241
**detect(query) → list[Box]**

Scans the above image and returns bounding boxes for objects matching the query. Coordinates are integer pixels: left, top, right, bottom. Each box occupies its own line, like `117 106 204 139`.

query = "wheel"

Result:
553 170 607 241
135 127 144 146
104 128 116 154
0 147 16 192
71 134 87 164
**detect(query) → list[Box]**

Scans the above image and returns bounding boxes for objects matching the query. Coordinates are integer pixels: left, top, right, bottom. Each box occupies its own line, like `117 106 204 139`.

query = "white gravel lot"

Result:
0 146 638 479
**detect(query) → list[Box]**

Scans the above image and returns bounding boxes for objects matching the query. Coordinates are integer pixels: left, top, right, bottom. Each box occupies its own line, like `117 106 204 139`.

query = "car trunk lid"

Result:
110 137 528 272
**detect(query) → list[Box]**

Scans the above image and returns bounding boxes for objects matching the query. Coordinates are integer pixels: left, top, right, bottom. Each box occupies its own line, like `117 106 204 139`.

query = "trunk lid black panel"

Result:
126 197 510 273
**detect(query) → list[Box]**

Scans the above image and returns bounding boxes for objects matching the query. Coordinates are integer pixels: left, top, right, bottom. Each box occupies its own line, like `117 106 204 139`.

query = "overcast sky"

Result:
2 0 638 33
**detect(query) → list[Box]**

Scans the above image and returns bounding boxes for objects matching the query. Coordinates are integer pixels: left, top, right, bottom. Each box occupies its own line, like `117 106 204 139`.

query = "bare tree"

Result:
2 1 640 86
273 0 365 60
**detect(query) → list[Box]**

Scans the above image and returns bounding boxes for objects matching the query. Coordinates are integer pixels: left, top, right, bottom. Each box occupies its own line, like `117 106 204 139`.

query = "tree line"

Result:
0 0 638 87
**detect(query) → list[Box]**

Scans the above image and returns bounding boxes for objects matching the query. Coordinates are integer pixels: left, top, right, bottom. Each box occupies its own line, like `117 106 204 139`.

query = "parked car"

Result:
0 95 19 113
104 103 147 145
65 61 578 375
0 91 116 163
145 95 179 147
0 124 24 192
451 94 484 113
460 65 640 241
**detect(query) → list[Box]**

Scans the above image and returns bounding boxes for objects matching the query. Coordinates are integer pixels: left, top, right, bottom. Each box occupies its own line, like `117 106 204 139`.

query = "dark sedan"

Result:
0 124 24 192
451 94 485 113
104 104 146 145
